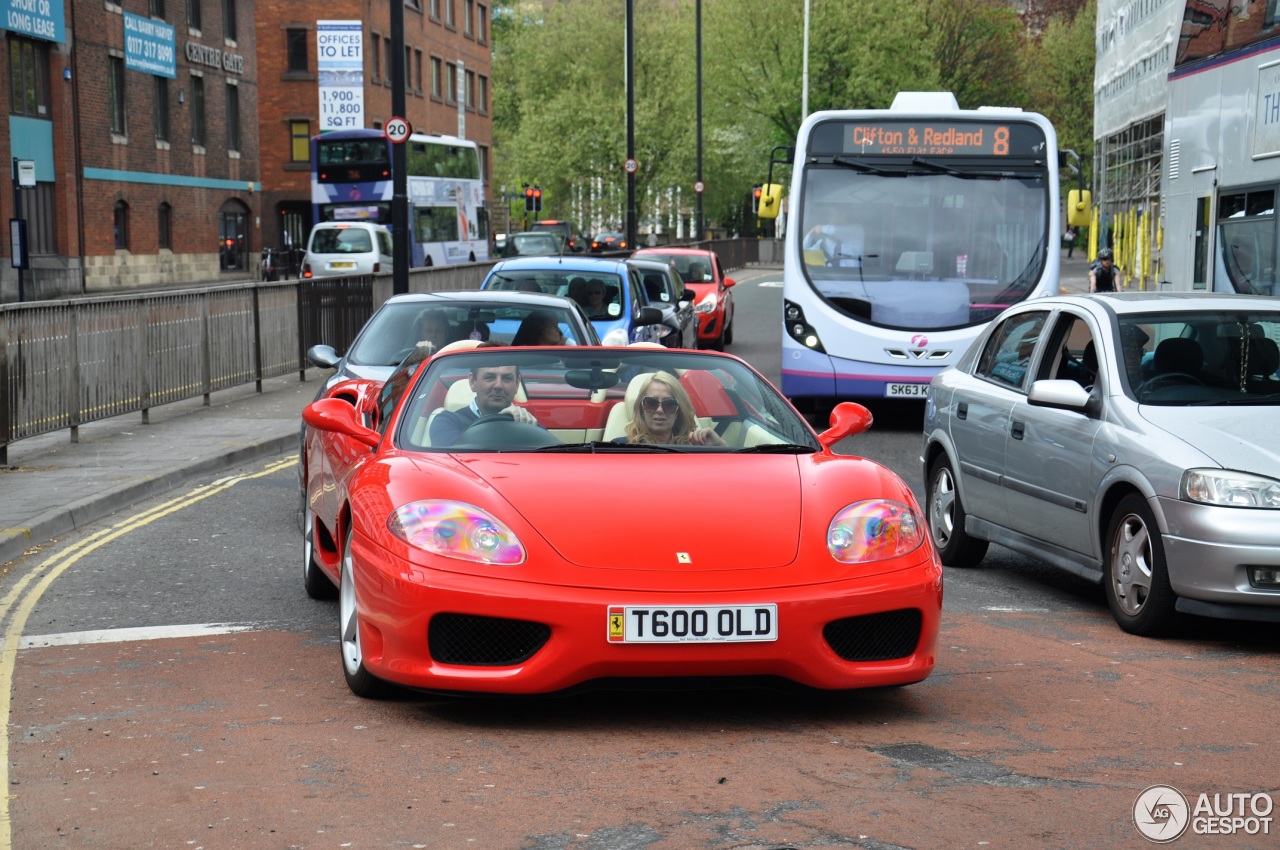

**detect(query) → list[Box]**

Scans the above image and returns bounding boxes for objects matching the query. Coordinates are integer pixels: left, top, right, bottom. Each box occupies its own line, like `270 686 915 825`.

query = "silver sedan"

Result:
922 292 1280 636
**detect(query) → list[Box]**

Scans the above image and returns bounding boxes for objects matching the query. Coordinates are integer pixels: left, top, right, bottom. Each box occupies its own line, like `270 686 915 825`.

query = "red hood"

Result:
454 455 802 570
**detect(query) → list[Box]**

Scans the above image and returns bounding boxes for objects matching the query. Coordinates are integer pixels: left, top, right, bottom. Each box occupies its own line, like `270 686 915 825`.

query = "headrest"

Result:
1154 337 1203 374
436 339 483 355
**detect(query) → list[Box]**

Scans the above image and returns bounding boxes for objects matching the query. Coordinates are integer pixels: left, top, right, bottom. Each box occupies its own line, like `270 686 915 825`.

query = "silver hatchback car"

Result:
922 293 1280 636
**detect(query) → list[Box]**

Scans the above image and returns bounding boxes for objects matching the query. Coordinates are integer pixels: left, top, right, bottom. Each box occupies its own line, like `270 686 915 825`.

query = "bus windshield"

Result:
799 165 1049 331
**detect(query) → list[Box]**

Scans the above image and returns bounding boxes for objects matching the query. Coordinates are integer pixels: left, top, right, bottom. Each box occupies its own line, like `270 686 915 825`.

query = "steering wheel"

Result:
465 413 515 429
1139 372 1204 393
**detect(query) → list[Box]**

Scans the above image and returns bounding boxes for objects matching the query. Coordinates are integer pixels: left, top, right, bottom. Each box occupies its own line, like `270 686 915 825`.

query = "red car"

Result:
632 247 737 350
302 345 941 697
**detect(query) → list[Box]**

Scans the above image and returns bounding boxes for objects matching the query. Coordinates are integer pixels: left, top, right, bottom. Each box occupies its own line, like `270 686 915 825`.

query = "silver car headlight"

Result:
695 291 719 314
1181 469 1280 509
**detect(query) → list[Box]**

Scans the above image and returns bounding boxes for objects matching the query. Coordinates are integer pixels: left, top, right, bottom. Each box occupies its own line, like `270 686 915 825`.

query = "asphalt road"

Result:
4 268 1279 849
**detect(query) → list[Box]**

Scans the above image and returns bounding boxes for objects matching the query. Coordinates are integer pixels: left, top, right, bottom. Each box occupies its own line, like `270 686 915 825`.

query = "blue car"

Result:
480 256 666 346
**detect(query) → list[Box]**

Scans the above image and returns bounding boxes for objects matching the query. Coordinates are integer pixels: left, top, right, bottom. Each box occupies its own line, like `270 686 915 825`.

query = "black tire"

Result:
303 504 338 600
723 309 734 345
1103 493 1179 636
340 526 388 698
926 455 989 567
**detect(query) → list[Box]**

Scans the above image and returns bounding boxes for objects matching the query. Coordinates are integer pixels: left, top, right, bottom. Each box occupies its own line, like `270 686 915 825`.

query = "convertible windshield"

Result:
394 349 820 452
1120 310 1280 405
798 161 1049 331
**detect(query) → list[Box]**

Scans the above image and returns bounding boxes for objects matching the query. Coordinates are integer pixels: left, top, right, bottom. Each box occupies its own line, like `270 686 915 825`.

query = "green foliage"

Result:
491 0 1096 232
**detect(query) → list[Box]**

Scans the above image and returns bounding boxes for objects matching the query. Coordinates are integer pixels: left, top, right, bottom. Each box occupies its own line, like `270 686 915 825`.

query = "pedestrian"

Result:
1089 248 1122 292
1064 226 1077 259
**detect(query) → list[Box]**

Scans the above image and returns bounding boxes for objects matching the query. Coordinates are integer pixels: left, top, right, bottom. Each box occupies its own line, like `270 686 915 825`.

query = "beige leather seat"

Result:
601 372 653 442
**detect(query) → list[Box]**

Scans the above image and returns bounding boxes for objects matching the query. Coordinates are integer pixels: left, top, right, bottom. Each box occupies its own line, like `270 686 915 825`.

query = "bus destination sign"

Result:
815 119 1046 158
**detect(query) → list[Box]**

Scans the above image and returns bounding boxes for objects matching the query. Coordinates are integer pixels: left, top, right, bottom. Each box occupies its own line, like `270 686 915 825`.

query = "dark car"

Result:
529 220 588 253
499 231 564 258
590 232 629 253
627 257 698 348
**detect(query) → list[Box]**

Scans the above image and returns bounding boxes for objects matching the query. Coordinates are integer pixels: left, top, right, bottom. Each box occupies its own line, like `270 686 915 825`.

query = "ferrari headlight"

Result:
388 500 526 564
602 328 629 346
1181 469 1280 508
827 500 925 563
694 291 719 314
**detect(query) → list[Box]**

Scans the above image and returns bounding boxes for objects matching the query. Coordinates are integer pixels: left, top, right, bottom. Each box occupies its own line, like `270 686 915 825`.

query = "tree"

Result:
926 0 1028 108
1022 0 1097 182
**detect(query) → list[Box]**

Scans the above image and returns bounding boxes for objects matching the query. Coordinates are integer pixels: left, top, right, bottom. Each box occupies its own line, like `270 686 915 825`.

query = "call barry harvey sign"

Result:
2 0 66 42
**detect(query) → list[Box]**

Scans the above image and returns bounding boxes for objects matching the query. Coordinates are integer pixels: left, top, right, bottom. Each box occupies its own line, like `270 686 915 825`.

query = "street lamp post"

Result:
390 0 410 295
696 0 703 242
625 0 637 252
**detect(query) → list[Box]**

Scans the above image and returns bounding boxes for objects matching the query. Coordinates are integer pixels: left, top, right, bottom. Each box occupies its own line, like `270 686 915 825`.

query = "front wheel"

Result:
340 526 388 698
926 455 988 567
1103 494 1179 636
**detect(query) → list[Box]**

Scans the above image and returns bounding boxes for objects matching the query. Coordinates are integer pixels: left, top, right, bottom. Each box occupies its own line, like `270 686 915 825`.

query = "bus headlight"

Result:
783 299 826 353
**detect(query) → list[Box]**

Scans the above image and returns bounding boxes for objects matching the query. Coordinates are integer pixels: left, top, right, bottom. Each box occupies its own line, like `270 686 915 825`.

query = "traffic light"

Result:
532 187 542 212
524 186 535 213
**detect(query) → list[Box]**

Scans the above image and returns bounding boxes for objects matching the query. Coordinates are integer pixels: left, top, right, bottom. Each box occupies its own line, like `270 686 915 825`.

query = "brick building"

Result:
2 0 261 300
2 0 491 302
254 0 493 264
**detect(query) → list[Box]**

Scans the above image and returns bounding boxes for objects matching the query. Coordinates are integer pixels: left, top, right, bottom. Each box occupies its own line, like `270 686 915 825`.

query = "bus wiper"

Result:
831 156 909 177
535 441 683 453
734 443 816 454
911 157 1012 180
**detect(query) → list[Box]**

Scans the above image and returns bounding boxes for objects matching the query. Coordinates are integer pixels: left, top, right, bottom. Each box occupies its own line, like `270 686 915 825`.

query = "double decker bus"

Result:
311 128 489 266
1161 0 1280 295
777 92 1061 404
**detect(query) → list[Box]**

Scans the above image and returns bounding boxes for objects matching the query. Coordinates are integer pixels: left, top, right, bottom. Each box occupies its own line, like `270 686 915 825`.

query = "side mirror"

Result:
1066 188 1092 228
637 305 664 325
307 344 340 370
302 398 382 449
722 276 736 289
681 288 697 302
817 402 873 450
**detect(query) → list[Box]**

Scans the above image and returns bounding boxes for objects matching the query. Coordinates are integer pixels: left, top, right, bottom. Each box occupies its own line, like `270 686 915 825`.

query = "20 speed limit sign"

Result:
624 158 638 174
385 118 410 143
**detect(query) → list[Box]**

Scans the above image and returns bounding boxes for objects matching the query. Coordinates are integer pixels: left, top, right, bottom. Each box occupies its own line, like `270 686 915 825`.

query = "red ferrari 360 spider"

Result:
301 344 942 697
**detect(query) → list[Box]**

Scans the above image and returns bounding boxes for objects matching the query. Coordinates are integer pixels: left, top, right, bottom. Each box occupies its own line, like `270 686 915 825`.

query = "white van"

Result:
301 222 394 279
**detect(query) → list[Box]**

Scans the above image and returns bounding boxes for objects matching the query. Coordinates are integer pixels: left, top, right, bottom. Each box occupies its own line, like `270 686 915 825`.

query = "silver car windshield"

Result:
1121 311 1280 405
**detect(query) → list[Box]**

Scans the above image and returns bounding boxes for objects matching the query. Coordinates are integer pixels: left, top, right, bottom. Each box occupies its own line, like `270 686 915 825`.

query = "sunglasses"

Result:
642 396 679 413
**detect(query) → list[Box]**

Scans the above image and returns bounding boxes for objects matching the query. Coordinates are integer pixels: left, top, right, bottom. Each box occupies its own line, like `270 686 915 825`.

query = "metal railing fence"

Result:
0 239 775 462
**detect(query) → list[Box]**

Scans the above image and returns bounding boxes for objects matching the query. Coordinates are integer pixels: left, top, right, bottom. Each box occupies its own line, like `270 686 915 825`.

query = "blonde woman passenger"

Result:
619 371 725 446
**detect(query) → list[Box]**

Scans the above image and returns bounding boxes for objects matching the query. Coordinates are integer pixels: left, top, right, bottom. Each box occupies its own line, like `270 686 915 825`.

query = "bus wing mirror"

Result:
1067 189 1092 228
757 183 784 220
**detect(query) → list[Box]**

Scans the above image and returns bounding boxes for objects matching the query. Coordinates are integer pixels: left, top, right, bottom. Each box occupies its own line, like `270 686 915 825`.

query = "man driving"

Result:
429 363 541 446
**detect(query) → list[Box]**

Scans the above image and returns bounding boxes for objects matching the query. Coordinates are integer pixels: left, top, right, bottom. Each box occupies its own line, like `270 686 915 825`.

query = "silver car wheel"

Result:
1110 510 1153 616
339 538 364 677
930 465 958 548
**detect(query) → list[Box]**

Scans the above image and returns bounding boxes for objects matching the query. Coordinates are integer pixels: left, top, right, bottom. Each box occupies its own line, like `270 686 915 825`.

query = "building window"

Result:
404 45 412 91
114 201 130 250
478 74 488 114
149 0 165 18
478 144 489 186
429 0 439 20
191 75 206 146
187 0 201 31
158 202 172 249
464 0 473 36
154 76 170 140
477 4 487 44
465 69 475 109
414 49 423 94
369 30 381 82
108 55 126 134
290 120 310 162
225 82 240 151
444 0 454 28
446 62 457 103
287 28 308 73
431 56 442 98
219 201 249 270
222 0 236 41
18 182 56 254
8 36 50 118
383 37 391 84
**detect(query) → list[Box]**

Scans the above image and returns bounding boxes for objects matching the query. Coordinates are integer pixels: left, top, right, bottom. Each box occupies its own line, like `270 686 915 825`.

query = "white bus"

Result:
310 129 489 267
1161 0 1280 295
778 92 1062 404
